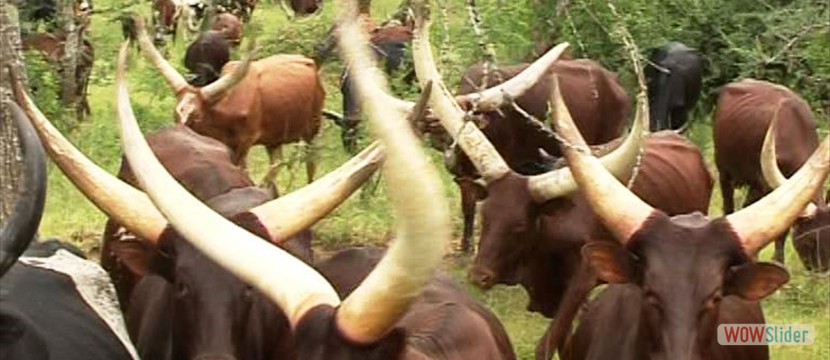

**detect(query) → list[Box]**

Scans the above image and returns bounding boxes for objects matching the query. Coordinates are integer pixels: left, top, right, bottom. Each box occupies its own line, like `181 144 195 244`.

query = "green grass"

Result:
26 1 830 359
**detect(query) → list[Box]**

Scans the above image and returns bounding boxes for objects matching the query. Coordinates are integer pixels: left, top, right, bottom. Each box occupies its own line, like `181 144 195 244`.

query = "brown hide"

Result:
713 79 824 268
212 13 243 45
471 131 713 316
451 59 629 251
310 247 516 360
185 54 324 165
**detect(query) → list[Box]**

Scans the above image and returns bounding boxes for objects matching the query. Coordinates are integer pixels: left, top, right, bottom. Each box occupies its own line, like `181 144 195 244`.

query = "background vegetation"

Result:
21 0 829 358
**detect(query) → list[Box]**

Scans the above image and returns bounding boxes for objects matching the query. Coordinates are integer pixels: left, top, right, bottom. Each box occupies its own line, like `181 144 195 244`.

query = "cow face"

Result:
156 231 291 360
792 204 830 272
470 173 539 289
582 213 789 359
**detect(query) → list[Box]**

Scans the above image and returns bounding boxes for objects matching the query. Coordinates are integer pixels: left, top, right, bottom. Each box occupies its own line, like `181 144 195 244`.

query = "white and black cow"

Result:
0 102 138 360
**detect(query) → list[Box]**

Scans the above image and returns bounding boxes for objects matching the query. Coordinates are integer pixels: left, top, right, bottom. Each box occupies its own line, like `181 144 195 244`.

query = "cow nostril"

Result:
469 268 496 289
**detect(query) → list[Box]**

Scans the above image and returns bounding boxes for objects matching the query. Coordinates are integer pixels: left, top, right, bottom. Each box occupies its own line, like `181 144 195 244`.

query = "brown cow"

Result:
714 79 820 265
134 17 325 194
22 32 94 121
550 76 829 360
760 115 830 272
448 59 630 252
12 42 385 359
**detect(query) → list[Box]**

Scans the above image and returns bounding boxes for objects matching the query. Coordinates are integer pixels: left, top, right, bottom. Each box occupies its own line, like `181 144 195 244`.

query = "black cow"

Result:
0 102 136 360
645 42 703 131
183 30 231 86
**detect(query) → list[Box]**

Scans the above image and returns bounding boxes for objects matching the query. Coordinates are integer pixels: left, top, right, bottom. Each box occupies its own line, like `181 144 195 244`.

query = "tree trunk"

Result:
59 0 79 116
0 0 26 225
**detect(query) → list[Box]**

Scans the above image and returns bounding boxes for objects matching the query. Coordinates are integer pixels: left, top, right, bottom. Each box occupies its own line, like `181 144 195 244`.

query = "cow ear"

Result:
724 262 789 301
582 241 638 284
109 238 153 277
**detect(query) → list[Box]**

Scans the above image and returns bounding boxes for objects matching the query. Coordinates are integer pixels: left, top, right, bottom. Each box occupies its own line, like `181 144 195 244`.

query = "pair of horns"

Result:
409 0 647 202
0 102 47 277
761 103 822 216
552 75 830 254
134 16 252 104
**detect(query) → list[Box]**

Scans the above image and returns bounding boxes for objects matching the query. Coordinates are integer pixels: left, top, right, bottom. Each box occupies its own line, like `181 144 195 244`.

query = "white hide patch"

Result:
20 250 141 360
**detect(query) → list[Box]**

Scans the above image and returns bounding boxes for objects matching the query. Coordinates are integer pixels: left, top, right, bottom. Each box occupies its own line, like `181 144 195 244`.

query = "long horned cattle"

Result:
134 16 325 194
551 74 830 359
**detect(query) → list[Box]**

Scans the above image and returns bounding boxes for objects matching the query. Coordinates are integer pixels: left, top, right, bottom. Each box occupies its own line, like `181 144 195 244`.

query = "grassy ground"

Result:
27 0 829 359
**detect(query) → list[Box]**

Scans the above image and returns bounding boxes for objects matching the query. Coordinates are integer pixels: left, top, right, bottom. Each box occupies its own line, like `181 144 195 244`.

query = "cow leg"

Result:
719 172 735 214
303 141 317 184
535 260 597 360
260 146 283 197
744 185 787 263
457 178 478 253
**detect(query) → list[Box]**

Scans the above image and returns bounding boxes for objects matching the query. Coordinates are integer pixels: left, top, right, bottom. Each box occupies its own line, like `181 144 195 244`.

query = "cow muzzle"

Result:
468 266 498 290
194 354 236 360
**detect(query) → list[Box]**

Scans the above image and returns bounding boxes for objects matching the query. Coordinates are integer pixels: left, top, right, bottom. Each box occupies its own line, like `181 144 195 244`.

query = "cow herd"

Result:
1 0 829 360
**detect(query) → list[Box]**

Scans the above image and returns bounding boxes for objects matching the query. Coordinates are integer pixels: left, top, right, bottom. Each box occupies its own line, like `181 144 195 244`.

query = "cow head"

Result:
406 6 650 297
760 112 830 272
12 40 388 358
551 76 829 359
134 16 252 127
0 102 47 278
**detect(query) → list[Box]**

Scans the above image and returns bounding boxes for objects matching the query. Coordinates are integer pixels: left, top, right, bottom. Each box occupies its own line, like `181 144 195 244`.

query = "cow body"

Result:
713 79 822 265
311 247 516 360
452 59 630 252
185 54 325 169
22 32 95 121
184 30 231 87
0 241 138 360
645 42 703 131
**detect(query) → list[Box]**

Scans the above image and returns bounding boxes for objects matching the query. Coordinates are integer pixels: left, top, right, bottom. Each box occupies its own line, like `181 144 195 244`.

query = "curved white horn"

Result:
551 76 655 243
760 105 818 217
134 16 189 93
115 41 340 326
11 64 168 244
527 88 649 201
411 3 510 182
454 42 570 112
247 142 384 243
199 41 256 103
334 3 451 344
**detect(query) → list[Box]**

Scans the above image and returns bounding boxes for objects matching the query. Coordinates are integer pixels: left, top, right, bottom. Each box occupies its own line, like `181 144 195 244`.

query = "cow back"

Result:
714 79 819 186
200 54 324 148
629 131 713 215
